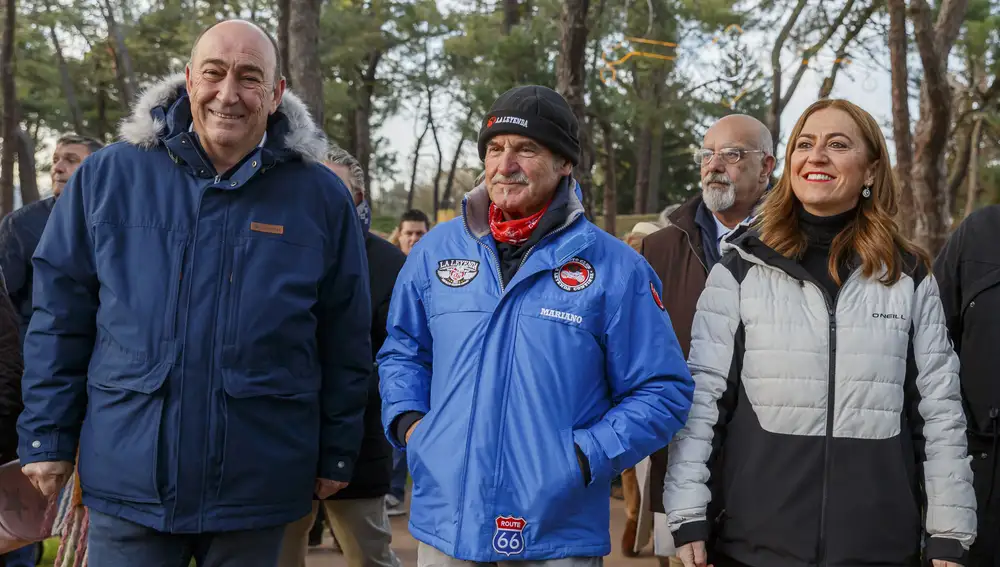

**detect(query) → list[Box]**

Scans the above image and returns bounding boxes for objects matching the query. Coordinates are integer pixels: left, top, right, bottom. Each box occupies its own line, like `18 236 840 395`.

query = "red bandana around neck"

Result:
489 201 551 245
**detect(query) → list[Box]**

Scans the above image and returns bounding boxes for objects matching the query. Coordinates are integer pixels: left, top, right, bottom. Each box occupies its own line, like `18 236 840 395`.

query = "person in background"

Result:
0 133 103 567
639 114 775 565
0 270 21 444
279 146 404 567
17 20 371 566
385 207 430 517
396 209 430 256
618 218 664 558
934 205 1000 567
0 280 30 567
378 84 694 567
0 279 21 464
623 221 663 253
0 134 104 343
665 99 975 567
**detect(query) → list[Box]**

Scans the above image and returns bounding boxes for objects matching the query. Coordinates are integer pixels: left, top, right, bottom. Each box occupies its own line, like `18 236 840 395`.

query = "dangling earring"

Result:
861 185 872 199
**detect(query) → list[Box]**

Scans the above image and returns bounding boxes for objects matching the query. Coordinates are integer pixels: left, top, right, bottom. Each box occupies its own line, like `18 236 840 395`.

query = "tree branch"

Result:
780 0 858 109
818 0 880 99
769 0 809 136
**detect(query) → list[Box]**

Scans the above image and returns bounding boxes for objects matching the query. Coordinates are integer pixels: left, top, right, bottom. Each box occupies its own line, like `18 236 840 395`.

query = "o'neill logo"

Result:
872 312 906 320
493 516 526 556
488 115 529 128
540 308 583 324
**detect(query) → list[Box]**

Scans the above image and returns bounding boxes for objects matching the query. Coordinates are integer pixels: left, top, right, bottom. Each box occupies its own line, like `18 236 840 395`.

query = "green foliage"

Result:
10 0 994 221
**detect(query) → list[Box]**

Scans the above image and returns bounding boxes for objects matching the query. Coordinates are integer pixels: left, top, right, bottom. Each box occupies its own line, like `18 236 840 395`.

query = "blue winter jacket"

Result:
16 76 372 533
378 182 694 561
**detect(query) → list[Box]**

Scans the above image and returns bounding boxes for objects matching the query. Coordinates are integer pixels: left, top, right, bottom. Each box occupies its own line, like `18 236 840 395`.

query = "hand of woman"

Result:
931 561 962 567
676 541 711 567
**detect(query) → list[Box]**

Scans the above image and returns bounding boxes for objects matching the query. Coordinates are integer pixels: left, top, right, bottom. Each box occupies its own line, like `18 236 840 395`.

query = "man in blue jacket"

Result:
378 85 695 567
17 19 371 567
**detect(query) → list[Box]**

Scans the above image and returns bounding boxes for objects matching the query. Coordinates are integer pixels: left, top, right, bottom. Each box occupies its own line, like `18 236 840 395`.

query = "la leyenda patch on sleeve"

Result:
436 259 480 287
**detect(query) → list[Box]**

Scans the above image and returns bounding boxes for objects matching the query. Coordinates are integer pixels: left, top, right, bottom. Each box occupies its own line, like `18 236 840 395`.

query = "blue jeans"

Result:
390 448 407 500
0 544 37 567
87 509 286 567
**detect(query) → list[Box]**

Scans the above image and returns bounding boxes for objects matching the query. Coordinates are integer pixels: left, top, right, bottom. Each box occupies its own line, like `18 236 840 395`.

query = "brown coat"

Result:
639 195 710 515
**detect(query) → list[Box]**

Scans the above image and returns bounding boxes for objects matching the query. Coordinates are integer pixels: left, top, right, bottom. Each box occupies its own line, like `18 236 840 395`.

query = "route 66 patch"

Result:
436 259 480 287
492 516 526 556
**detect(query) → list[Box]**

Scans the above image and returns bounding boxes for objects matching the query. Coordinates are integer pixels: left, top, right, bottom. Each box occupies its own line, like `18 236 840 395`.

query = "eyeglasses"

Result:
694 148 766 166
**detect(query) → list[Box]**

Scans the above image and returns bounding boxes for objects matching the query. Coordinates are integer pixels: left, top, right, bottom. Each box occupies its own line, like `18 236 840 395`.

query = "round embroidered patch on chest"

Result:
554 258 595 292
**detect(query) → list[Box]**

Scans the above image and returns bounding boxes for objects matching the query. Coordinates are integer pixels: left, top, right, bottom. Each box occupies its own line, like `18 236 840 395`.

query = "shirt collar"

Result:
713 212 751 252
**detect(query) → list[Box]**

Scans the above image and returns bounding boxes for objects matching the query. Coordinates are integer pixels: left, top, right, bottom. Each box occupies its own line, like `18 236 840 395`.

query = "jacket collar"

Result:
725 226 872 292
118 74 327 163
462 176 586 240
462 177 596 285
667 194 703 234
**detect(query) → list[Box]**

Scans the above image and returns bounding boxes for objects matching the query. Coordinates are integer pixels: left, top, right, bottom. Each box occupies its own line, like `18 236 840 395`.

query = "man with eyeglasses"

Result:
638 114 775 566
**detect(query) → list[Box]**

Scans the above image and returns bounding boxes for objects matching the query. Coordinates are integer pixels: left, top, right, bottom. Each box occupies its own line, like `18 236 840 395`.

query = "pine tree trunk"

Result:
355 50 381 198
962 118 984 218
888 0 914 235
1 0 16 215
277 0 290 82
288 0 323 124
555 0 592 214
16 129 37 204
909 0 969 254
598 117 616 235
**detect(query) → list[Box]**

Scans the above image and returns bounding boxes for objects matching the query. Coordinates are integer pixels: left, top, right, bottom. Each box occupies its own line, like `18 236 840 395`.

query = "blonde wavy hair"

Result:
756 99 928 286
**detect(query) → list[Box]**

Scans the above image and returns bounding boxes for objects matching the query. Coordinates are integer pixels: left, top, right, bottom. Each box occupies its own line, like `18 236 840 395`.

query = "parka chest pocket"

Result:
91 223 190 349
518 296 604 339
223 231 325 360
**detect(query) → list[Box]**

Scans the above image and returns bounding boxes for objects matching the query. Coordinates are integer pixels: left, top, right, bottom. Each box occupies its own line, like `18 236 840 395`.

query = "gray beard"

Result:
702 184 736 212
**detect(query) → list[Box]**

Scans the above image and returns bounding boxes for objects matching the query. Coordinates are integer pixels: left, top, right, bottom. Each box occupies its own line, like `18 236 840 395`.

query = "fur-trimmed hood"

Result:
118 74 327 162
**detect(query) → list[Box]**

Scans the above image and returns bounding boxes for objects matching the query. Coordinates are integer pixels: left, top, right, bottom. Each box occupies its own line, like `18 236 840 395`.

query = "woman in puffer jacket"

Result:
663 99 977 567
0 277 22 465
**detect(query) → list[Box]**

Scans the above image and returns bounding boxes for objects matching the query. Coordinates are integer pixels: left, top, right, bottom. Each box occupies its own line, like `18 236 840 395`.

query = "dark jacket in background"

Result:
330 233 407 500
0 197 56 341
639 195 712 515
934 204 1000 567
0 283 23 465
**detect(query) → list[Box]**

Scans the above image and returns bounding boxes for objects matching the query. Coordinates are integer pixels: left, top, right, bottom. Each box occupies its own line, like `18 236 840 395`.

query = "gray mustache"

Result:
492 172 530 185
704 174 732 185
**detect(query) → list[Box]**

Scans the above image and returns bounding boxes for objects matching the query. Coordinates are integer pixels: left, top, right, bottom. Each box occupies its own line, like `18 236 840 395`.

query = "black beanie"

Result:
477 85 580 166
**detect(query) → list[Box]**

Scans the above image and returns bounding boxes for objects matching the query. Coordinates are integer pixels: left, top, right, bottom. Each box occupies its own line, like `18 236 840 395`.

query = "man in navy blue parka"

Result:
17 19 371 567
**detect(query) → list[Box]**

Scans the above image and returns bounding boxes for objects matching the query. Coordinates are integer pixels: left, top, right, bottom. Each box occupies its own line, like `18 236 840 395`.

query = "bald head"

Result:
707 114 773 157
185 18 286 174
191 20 281 85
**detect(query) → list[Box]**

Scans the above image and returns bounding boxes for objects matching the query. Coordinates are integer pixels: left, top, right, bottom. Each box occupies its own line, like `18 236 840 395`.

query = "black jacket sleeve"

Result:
932 219 966 353
0 287 23 464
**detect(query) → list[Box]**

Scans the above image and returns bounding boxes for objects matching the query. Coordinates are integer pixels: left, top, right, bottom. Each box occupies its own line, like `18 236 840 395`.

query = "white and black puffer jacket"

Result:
663 228 977 567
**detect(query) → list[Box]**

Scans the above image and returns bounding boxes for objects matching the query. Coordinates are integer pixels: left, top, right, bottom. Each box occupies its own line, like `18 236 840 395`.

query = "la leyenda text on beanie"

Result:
477 85 581 166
